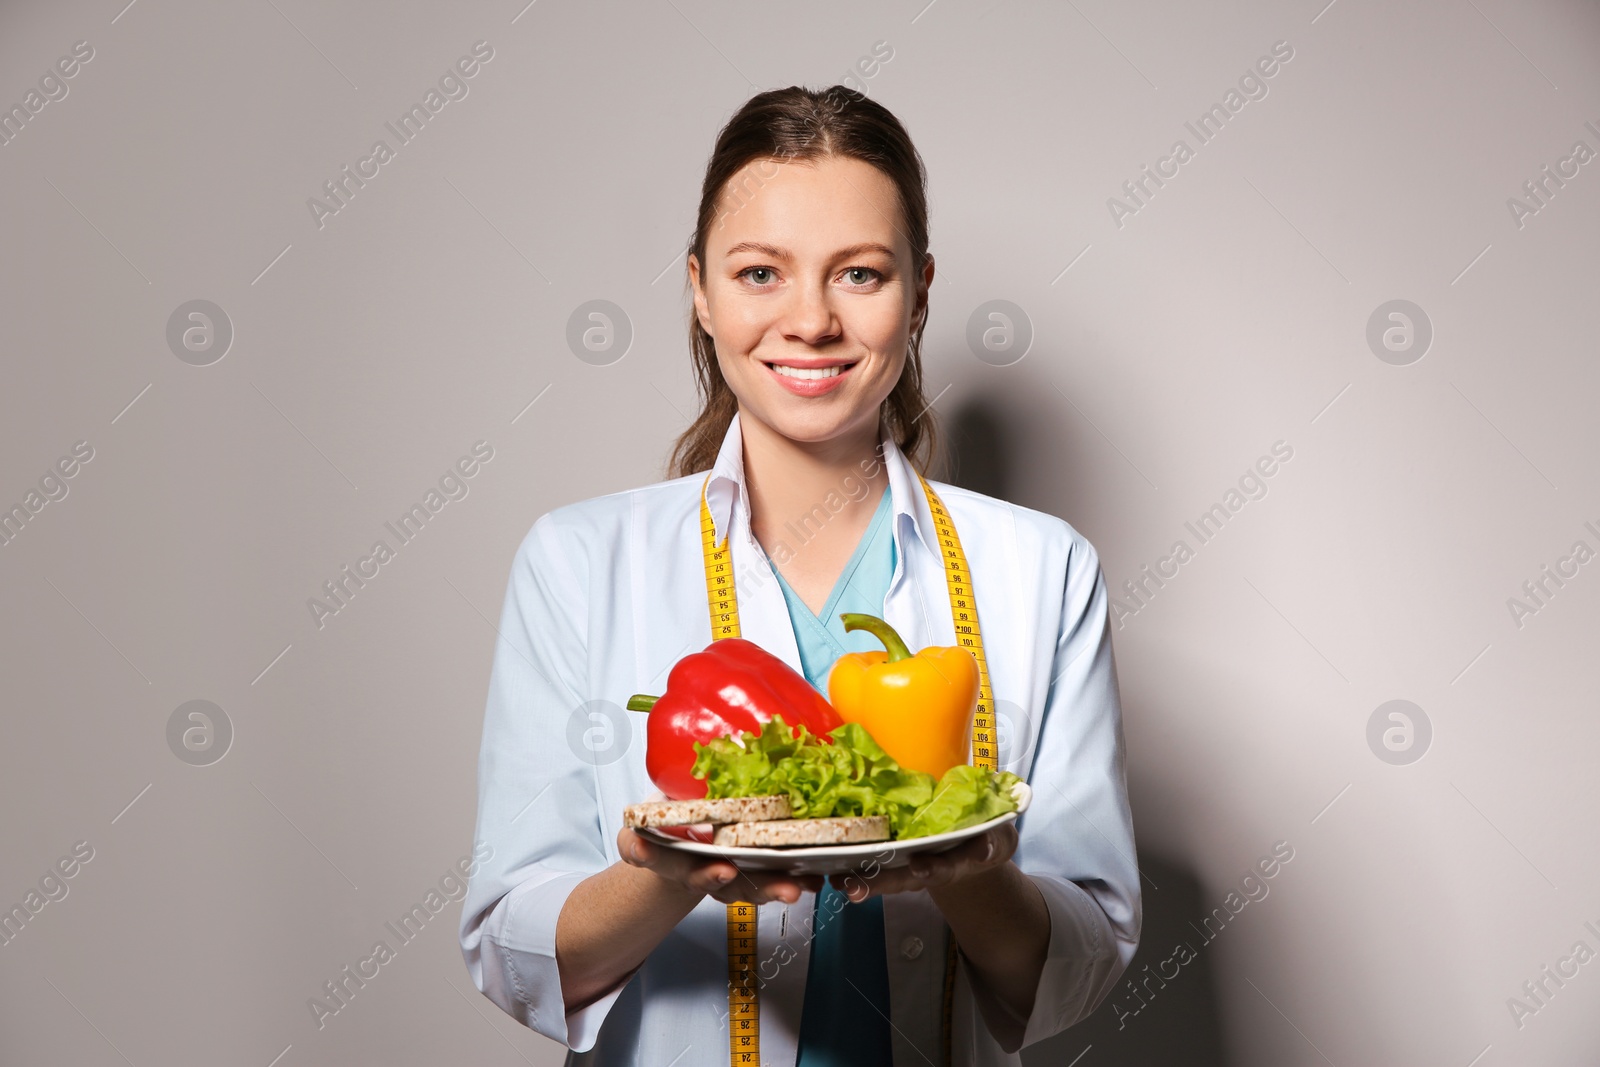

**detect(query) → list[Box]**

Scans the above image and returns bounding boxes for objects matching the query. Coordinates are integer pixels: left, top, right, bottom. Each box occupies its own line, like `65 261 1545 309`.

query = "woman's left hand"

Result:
829 823 1018 902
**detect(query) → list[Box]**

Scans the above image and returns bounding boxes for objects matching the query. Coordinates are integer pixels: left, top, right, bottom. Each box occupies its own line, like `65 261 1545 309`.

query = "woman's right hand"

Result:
617 827 823 906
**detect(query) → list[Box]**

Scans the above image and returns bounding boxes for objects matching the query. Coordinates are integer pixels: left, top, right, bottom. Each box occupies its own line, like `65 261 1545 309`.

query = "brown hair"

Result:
667 85 941 479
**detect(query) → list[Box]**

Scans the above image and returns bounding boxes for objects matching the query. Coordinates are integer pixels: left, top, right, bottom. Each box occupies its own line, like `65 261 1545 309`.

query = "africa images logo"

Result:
1110 840 1295 1029
306 41 495 230
306 441 494 630
1112 441 1294 628
1106 40 1295 229
307 843 492 1029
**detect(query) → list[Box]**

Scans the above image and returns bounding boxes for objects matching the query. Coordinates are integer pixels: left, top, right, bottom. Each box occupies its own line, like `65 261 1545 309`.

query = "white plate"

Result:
633 781 1031 876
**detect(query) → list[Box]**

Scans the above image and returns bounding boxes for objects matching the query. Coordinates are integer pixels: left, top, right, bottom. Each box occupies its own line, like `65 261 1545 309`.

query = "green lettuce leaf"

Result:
691 715 1022 840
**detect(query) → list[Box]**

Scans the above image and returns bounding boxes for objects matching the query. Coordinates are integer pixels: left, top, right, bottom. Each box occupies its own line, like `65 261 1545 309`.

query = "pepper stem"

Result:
626 694 657 712
839 612 913 663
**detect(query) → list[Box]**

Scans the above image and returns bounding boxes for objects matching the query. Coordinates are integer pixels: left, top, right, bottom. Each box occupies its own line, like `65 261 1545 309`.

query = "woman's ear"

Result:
688 253 713 336
912 253 935 331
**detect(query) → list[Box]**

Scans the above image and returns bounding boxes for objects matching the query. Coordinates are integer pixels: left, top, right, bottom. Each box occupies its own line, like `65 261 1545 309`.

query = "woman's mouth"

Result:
763 359 859 396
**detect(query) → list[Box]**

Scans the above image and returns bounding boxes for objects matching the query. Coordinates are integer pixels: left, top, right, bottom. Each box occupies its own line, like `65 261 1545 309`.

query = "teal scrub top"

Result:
768 487 897 1067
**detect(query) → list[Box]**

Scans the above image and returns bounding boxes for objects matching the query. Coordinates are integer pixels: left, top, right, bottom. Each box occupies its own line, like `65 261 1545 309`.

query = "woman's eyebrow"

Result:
723 241 898 261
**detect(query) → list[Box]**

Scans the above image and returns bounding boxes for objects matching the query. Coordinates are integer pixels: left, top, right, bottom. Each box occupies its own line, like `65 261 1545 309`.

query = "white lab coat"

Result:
458 411 1141 1065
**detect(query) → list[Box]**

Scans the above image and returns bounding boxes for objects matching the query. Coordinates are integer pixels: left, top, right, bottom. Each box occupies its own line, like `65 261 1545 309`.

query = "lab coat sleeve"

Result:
1009 534 1142 1050
457 512 628 1052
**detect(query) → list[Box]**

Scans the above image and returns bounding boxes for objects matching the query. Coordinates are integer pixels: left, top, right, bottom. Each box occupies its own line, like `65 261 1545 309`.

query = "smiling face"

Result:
689 153 932 453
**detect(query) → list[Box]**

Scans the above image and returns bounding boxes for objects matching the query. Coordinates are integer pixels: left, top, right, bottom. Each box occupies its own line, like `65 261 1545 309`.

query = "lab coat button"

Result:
900 936 924 960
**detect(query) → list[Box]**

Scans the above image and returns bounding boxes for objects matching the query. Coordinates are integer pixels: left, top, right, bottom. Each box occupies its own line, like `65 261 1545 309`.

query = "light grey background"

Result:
2 0 1597 1064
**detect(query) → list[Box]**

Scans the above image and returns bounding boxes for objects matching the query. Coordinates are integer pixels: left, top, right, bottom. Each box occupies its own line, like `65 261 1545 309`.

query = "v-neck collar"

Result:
771 486 892 630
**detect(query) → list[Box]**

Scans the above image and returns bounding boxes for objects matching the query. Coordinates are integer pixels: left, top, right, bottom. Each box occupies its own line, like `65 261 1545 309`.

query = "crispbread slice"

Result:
623 795 791 828
712 815 890 848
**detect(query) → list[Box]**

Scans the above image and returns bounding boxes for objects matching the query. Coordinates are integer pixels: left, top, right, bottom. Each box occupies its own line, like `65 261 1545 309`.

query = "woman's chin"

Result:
746 402 878 449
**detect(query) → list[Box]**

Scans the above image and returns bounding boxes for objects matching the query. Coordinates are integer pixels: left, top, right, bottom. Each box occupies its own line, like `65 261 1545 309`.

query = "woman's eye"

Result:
740 267 775 285
843 268 880 286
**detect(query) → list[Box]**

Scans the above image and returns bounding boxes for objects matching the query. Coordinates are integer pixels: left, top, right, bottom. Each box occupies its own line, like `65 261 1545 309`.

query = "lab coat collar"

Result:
702 409 943 562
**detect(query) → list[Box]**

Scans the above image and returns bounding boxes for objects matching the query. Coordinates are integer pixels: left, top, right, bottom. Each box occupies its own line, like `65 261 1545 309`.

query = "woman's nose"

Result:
780 280 840 346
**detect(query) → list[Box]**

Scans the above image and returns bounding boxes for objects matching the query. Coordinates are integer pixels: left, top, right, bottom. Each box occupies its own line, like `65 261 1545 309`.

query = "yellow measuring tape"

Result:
921 483 998 773
698 469 995 1066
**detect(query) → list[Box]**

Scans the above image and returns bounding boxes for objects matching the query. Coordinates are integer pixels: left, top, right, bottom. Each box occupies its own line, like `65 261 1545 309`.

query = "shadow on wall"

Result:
1023 850 1228 1067
941 404 1228 1066
934 403 1015 501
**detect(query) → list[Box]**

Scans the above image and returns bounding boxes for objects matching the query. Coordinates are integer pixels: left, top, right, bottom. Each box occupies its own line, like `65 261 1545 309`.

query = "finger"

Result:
620 830 737 896
902 842 969 877
622 828 692 877
836 875 892 902
987 824 1019 864
918 829 1015 889
947 830 1000 869
708 875 793 907
831 830 1017 900
902 840 985 890
617 827 655 868
835 869 887 903
700 864 754 900
699 861 787 905
795 873 825 896
747 872 814 905
765 872 824 905
623 835 821 903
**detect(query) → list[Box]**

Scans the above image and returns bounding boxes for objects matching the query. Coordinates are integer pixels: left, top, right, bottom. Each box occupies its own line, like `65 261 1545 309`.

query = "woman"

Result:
459 85 1140 1066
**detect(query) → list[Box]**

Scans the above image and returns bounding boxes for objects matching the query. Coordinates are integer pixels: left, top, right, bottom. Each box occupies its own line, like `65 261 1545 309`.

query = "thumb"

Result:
620 828 655 867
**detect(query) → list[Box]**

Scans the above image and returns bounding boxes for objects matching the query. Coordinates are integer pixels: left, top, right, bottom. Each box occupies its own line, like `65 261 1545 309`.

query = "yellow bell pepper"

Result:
826 612 977 778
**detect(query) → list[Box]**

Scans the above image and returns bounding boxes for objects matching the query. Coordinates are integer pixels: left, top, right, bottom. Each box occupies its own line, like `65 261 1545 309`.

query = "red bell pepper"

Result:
626 638 843 799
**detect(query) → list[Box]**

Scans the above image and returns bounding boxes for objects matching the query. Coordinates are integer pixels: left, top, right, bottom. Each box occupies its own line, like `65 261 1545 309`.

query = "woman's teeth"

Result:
769 363 851 380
